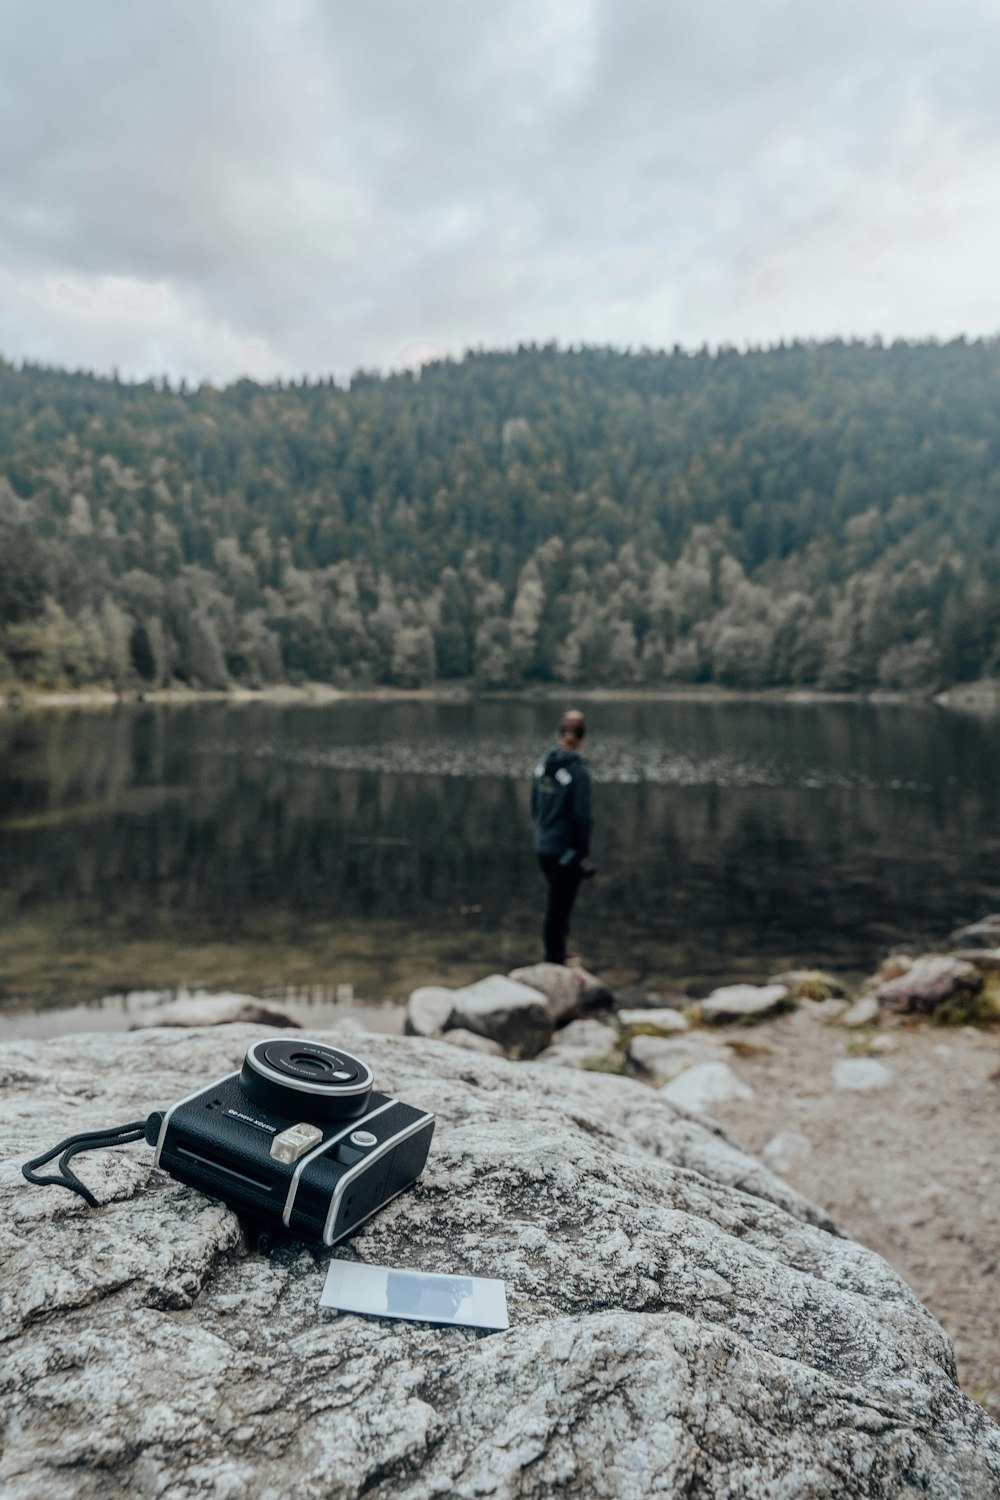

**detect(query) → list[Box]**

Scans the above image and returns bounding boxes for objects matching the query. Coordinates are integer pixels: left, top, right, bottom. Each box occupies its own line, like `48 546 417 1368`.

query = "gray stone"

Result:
534 1019 619 1069
617 1007 689 1034
130 990 300 1029
948 915 1000 950
833 1058 893 1092
440 1027 506 1057
768 969 847 999
509 963 585 1024
877 956 982 1014
446 974 552 1056
700 982 790 1023
627 1033 727 1084
660 1060 754 1111
405 986 455 1038
952 947 1000 973
762 1130 813 1175
840 995 880 1028
3 1027 999 1499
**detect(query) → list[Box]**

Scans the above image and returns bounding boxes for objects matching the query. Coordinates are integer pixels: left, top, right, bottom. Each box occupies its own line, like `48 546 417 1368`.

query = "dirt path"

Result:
704 1007 1000 1419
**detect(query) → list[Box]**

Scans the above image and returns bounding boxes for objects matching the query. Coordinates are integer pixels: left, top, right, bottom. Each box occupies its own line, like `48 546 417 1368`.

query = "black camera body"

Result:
148 1038 434 1245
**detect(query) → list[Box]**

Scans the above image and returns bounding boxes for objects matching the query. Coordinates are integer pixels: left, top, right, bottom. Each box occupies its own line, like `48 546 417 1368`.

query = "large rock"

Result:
446 974 552 1056
509 963 613 1024
876 955 983 1014
2 1027 999 1499
508 963 584 1025
839 995 880 1028
130 990 301 1029
405 986 455 1038
700 982 791 1024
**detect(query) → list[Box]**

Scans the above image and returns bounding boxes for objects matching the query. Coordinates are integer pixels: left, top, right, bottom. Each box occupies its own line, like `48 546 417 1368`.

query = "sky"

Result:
1 0 998 385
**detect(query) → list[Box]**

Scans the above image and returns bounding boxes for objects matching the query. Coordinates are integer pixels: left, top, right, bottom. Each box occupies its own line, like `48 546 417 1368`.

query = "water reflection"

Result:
1 698 999 1025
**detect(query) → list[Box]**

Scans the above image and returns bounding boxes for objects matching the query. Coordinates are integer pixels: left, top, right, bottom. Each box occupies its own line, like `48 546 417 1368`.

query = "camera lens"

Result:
240 1039 375 1122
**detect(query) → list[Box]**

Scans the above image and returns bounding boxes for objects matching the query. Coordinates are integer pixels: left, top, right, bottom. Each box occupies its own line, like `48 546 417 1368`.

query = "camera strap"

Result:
22 1119 150 1208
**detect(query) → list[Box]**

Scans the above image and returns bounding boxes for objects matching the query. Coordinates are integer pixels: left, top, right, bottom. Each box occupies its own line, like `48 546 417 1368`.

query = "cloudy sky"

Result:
1 0 998 384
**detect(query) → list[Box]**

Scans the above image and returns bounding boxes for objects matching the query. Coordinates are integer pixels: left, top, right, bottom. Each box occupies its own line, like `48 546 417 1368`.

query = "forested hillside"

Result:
2 339 999 693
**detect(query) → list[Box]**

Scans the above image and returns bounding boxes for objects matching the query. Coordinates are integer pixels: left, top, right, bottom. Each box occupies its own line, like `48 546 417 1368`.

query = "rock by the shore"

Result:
5 1025 998 1498
876 955 983 1015
404 985 455 1038
617 1007 689 1034
660 1060 754 1111
440 1027 506 1056
508 963 589 1025
627 1033 728 1084
446 973 552 1056
129 991 300 1030
948 914 1000 950
832 1058 892 1092
768 969 847 1000
840 995 881 1028
952 947 1000 973
700 982 790 1024
534 1018 619 1069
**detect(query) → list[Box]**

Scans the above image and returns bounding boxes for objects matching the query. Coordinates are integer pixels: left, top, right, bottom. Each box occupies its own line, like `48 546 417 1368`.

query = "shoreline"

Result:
6 678 1000 712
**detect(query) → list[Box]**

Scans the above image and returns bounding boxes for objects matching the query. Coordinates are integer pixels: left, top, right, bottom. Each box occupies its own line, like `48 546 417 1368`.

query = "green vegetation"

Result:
3 338 1000 693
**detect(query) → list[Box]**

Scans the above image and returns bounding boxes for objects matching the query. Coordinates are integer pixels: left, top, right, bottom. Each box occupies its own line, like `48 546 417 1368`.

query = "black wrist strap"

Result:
22 1120 150 1208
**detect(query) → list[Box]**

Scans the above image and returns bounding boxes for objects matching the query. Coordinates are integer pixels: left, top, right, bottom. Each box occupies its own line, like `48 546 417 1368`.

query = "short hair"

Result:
559 709 586 741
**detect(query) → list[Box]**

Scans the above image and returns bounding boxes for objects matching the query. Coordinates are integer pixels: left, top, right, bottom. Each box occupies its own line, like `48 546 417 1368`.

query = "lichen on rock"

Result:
2 1025 999 1499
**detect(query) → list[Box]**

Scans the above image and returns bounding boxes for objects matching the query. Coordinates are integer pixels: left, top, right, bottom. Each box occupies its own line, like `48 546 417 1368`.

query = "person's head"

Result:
558 709 586 749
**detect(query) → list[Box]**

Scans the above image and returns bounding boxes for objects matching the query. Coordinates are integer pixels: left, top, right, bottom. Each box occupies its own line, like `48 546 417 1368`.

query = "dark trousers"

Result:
538 854 583 965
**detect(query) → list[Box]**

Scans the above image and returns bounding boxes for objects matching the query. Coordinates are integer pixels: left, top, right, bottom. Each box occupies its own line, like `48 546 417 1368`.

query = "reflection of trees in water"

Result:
1 703 1000 981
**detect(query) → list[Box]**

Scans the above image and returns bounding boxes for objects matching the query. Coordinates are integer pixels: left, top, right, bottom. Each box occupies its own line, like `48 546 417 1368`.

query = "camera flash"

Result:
269 1122 324 1164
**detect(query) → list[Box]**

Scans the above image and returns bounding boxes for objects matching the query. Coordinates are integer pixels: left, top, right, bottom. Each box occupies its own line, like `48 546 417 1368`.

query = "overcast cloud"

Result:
1 0 998 383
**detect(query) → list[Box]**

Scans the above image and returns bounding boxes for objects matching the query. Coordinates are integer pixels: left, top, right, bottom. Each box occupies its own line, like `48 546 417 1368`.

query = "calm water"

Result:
2 697 999 1034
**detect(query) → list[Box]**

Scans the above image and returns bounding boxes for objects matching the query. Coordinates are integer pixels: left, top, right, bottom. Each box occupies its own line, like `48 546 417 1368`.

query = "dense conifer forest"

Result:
2 338 999 693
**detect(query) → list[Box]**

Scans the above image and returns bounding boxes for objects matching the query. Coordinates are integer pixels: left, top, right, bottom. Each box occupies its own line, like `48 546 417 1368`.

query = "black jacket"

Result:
531 747 592 859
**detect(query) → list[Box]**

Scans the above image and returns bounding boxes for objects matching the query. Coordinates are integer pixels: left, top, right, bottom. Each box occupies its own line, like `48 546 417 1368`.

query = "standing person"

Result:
531 709 593 966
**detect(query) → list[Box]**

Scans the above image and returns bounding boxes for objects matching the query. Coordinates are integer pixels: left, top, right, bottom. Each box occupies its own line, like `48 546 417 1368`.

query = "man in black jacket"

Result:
531 709 593 965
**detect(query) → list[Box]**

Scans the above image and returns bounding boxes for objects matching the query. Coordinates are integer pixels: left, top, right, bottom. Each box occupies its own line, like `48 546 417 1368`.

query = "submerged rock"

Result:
700 982 790 1024
3 1027 999 1498
130 991 300 1029
948 914 1000 950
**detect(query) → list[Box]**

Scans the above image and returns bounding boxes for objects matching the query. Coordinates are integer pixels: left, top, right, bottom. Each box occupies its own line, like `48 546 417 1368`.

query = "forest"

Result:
1 337 999 693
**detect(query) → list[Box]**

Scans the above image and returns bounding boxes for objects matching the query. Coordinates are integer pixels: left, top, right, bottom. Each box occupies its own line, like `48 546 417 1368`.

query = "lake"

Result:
2 695 999 1038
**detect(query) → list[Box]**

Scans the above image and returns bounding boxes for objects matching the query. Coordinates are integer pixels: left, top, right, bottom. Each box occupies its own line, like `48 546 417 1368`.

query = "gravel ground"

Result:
704 1007 1000 1420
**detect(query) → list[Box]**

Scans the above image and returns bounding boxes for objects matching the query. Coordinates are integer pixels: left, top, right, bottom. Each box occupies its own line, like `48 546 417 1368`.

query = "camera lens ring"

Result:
240 1038 375 1122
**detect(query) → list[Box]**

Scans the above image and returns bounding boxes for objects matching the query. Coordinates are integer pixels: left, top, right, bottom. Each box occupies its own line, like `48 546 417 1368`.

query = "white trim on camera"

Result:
245 1039 375 1097
281 1096 399 1229
153 1072 238 1166
321 1111 435 1246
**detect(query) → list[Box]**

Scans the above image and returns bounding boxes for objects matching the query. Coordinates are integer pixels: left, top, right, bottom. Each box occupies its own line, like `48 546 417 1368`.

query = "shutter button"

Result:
349 1129 377 1148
